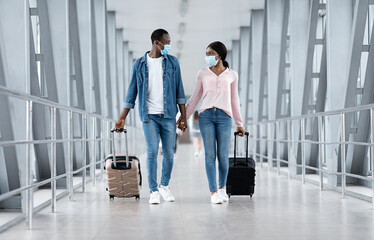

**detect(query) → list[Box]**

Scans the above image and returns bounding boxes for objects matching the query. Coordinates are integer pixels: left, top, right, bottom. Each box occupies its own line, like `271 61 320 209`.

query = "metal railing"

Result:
245 103 374 207
0 85 143 232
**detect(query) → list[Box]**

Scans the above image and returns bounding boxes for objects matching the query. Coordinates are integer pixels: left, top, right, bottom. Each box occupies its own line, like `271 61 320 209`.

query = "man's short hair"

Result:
151 29 169 44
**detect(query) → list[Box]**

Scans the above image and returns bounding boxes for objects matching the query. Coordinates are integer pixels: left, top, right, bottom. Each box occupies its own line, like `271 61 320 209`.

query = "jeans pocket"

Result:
199 109 207 116
218 109 231 118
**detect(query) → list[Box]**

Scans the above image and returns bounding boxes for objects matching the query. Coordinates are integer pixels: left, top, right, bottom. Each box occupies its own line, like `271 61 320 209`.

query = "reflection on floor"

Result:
1 143 374 240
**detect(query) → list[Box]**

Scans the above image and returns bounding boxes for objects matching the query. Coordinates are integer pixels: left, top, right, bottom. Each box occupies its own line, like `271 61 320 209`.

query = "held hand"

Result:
115 119 125 132
177 122 186 131
181 117 188 132
237 127 245 137
177 117 187 132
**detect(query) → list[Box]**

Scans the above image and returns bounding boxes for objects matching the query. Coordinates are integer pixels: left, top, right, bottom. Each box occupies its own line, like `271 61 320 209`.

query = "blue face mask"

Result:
160 44 171 55
205 55 218 67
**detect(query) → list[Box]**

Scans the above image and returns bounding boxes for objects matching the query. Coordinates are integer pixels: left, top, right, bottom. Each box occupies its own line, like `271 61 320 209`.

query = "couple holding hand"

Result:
115 29 245 204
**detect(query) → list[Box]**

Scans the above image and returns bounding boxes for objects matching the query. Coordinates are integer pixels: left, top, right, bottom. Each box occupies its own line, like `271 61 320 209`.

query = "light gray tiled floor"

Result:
1 143 374 240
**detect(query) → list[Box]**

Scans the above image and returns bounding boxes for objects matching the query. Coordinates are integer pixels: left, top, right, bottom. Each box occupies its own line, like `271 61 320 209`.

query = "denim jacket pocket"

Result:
165 68 175 78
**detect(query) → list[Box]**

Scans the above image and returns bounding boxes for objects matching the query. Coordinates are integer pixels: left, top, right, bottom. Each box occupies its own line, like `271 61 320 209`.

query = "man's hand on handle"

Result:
237 127 245 137
115 119 125 133
115 108 130 133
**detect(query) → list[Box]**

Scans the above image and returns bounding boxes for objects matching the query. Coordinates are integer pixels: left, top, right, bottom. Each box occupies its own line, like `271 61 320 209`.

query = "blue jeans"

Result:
142 114 176 193
199 108 232 192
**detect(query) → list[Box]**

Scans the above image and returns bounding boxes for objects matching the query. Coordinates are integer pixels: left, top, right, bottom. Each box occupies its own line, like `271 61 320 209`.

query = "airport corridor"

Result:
1 143 373 240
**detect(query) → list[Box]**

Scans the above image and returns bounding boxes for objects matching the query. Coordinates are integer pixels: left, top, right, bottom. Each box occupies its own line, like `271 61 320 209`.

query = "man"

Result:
115 29 187 204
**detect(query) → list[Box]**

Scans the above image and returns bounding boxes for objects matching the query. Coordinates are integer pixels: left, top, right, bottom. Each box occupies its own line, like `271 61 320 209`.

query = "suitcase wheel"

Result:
135 195 140 199
250 194 253 198
109 195 114 200
228 193 231 198
106 188 108 191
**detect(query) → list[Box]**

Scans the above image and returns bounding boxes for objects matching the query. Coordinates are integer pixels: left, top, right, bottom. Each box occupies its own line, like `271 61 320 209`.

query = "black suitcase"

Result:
226 132 256 198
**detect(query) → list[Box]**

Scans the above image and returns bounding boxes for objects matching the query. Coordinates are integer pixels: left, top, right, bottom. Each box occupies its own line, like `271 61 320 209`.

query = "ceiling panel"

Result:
107 0 264 93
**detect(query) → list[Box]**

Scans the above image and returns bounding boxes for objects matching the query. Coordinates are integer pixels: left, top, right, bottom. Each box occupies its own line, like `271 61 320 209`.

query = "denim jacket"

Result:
122 52 186 122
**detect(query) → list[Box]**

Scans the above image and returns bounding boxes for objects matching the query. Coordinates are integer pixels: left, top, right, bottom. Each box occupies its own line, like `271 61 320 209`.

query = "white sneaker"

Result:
149 191 160 204
211 192 223 204
194 152 199 158
158 185 175 202
218 188 229 202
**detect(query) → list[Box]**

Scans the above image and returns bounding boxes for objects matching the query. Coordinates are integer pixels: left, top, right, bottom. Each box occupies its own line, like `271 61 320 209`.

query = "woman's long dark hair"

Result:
193 111 199 123
207 41 229 68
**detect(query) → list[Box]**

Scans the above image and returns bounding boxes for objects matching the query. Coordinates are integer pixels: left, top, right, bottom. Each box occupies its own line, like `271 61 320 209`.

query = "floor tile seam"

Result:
263 168 373 209
92 216 111 240
259 169 350 209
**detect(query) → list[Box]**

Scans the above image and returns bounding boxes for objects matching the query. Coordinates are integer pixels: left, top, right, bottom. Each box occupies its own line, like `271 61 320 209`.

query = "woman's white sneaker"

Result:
149 191 160 204
211 192 223 204
218 188 229 202
158 185 175 202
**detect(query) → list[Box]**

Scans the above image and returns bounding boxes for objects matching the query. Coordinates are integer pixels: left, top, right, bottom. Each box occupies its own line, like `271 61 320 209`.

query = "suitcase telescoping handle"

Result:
110 128 129 168
233 131 249 165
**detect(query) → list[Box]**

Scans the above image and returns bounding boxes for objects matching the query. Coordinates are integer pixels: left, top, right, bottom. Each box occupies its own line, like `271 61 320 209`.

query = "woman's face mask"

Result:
205 55 218 67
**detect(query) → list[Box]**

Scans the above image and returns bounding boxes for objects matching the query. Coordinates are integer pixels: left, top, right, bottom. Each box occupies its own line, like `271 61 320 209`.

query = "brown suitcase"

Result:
104 128 142 199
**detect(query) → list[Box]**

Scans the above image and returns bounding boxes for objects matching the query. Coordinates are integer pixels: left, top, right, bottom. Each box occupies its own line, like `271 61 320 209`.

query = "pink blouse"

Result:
186 67 244 127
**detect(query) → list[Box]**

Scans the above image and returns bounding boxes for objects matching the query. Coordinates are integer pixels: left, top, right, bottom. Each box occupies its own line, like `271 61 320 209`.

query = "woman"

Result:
191 111 202 158
178 41 245 204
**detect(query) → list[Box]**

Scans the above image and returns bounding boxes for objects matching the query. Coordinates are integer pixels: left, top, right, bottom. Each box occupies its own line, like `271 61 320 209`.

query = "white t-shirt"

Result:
146 54 164 114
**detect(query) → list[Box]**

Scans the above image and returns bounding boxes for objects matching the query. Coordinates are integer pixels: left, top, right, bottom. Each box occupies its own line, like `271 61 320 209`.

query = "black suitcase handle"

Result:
233 131 249 166
109 128 142 186
111 128 127 133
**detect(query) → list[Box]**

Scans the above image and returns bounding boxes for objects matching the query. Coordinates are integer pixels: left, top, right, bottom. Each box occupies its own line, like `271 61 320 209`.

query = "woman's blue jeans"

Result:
199 108 232 192
142 114 176 193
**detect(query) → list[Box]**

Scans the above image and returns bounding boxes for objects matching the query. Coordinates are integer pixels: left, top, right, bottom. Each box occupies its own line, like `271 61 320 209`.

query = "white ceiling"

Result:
107 0 264 94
